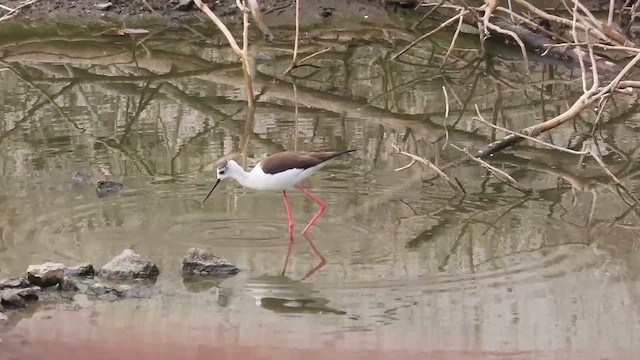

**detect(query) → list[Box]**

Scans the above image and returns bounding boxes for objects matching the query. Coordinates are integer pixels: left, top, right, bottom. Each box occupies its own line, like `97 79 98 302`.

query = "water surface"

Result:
0 18 639 360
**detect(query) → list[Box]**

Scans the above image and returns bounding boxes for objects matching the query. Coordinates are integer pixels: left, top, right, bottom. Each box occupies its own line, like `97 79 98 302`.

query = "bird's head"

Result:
202 160 242 205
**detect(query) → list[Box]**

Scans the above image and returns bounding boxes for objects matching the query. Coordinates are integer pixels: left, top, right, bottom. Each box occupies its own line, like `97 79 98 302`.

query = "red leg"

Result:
297 185 327 234
283 191 294 234
281 232 295 275
301 233 326 280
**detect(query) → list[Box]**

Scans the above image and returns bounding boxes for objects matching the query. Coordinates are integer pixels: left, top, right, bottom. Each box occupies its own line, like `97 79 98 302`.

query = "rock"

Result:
95 2 113 10
64 263 94 277
58 277 79 292
173 0 193 11
71 171 92 185
182 248 239 276
26 263 65 287
96 180 123 196
85 281 158 300
0 278 29 290
87 283 120 299
0 312 8 325
97 249 160 280
0 287 39 308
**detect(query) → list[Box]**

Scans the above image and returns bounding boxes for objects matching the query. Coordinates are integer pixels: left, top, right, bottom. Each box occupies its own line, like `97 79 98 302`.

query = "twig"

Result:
412 0 447 29
392 144 463 193
451 143 533 195
298 47 332 65
247 0 274 39
572 0 589 93
482 0 499 36
193 0 254 107
283 0 300 75
440 8 465 69
393 11 468 60
607 0 615 26
395 159 416 172
485 22 530 75
589 149 638 203
0 0 39 21
442 86 451 150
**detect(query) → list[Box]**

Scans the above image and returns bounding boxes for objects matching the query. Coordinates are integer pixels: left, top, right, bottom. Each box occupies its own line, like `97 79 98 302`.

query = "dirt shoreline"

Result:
1 0 405 26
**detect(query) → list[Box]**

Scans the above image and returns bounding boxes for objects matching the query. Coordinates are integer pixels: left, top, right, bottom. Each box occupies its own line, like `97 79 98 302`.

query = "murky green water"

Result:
1 17 639 360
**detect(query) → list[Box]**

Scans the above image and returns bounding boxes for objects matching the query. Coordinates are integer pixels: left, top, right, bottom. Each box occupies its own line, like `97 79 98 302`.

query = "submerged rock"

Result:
0 287 39 308
182 248 239 277
0 277 29 290
87 282 120 301
97 249 160 280
86 281 159 301
96 180 123 196
64 263 95 277
26 263 65 287
71 171 92 185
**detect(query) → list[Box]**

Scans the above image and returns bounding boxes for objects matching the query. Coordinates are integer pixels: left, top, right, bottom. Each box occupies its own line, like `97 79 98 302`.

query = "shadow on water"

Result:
0 15 640 359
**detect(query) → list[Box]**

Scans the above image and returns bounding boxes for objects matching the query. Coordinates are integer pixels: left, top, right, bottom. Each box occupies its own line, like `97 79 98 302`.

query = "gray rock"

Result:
0 311 8 325
64 263 95 277
95 2 113 10
0 277 29 290
173 0 193 11
97 249 160 280
71 171 92 185
182 248 239 276
96 180 123 196
58 277 79 292
26 262 65 287
0 287 39 308
86 281 159 300
98 292 119 301
87 282 120 299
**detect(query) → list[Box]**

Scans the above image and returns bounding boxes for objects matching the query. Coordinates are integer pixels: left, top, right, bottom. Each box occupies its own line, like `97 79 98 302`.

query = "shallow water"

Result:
1 17 640 360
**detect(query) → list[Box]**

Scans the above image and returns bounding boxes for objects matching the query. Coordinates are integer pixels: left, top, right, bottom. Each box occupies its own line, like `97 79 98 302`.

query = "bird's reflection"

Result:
281 232 326 280
243 274 346 315
243 233 344 315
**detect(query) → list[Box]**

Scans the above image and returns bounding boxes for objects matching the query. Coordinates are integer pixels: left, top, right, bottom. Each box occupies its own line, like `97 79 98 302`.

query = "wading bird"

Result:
202 150 355 234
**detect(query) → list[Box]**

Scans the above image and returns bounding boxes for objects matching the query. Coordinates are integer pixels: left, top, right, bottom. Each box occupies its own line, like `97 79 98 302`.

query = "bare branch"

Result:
392 144 464 193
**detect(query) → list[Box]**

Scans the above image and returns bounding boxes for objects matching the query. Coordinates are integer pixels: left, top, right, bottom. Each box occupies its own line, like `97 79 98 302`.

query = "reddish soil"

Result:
0 339 557 360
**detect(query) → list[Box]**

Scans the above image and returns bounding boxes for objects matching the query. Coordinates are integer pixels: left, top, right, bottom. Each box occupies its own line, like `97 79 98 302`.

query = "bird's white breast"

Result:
243 163 315 191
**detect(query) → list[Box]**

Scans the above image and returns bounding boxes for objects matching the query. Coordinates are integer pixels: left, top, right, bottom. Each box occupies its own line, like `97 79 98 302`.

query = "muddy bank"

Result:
1 0 402 25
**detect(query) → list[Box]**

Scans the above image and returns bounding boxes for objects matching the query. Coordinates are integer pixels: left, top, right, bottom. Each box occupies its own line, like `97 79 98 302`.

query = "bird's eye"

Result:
219 170 226 175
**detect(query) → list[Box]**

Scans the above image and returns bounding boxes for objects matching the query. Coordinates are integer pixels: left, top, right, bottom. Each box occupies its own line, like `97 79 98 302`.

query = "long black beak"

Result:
202 179 221 205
